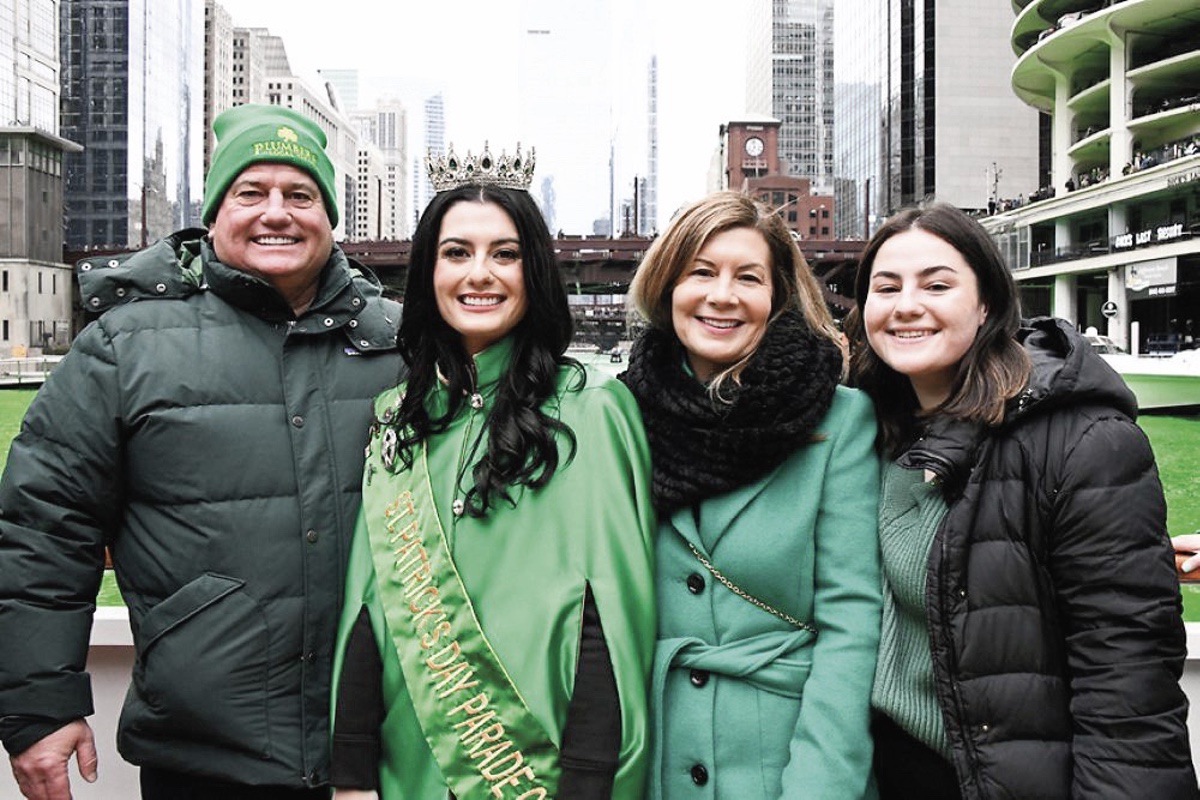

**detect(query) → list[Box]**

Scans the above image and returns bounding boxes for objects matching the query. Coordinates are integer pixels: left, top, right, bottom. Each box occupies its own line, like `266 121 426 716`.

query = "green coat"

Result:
333 339 657 798
0 231 403 784
651 386 882 799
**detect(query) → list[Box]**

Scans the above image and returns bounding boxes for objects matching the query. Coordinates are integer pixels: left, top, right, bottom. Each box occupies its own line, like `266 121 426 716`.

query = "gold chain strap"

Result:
686 541 818 635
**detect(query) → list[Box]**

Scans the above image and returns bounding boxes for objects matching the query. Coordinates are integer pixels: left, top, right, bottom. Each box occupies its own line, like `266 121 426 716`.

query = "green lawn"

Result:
0 389 35 464
0 389 123 604
1141 416 1200 537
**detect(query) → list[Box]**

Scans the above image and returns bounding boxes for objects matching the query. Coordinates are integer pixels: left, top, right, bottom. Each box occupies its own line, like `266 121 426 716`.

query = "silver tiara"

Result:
426 142 536 192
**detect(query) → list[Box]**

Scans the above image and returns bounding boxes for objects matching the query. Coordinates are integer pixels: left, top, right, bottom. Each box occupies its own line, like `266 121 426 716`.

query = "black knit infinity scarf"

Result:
620 310 843 514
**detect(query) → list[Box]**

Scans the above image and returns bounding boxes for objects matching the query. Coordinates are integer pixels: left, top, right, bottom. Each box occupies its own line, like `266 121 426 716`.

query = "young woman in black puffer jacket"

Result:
848 202 1197 799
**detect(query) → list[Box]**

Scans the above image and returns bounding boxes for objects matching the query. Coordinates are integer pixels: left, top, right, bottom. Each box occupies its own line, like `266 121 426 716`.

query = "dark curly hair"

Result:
392 184 581 515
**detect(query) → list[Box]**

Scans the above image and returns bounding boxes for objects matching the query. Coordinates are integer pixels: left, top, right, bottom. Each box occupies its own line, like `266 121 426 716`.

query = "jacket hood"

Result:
899 316 1136 496
1013 316 1137 422
77 228 208 313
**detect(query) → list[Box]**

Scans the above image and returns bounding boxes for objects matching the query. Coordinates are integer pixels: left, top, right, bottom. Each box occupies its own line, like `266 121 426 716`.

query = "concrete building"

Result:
833 0 1040 238
982 0 1200 352
230 26 268 107
203 0 233 176
59 0 205 249
746 0 836 190
353 100 408 239
1 0 79 354
353 142 392 242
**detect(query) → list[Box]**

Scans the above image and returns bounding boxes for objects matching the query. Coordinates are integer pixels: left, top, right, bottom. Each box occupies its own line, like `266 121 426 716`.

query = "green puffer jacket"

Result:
0 229 403 787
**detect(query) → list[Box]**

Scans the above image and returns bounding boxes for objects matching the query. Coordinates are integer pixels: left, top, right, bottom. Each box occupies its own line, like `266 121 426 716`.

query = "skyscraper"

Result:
230 26 269 107
746 0 835 190
353 99 408 239
203 0 233 176
1 0 79 353
832 0 1038 236
59 0 205 248
518 0 617 233
417 93 445 219
645 55 658 235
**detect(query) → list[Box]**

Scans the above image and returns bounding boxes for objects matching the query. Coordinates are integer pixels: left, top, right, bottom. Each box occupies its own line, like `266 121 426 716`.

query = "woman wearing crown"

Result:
327 145 656 800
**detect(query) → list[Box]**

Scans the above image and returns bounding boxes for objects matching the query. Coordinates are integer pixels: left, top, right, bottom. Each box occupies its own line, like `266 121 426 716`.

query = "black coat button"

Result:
691 764 708 785
686 573 705 594
305 530 318 543
689 669 709 687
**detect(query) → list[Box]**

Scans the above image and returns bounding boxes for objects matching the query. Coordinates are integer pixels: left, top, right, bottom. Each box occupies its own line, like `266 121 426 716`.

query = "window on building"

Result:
1 271 7 291
38 273 43 294
2 321 8 341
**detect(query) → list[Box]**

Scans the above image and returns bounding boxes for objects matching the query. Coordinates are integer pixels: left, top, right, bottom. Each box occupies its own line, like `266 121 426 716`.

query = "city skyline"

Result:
215 0 749 234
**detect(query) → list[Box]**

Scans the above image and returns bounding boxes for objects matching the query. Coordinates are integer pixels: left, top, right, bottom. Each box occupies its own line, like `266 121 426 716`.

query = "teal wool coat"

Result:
651 386 882 799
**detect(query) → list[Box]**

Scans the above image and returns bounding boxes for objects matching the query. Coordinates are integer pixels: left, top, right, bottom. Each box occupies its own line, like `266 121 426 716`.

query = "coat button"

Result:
291 415 305 428
686 573 705 594
689 669 709 688
690 764 708 785
306 530 318 543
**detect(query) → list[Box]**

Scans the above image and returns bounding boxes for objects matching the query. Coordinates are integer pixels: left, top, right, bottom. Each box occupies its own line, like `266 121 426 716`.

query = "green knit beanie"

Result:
202 104 339 226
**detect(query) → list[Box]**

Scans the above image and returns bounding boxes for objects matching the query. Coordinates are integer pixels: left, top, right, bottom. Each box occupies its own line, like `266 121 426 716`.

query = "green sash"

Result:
363 436 561 799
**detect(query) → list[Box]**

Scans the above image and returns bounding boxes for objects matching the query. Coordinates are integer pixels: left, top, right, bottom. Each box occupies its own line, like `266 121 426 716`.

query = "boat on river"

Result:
1086 333 1200 412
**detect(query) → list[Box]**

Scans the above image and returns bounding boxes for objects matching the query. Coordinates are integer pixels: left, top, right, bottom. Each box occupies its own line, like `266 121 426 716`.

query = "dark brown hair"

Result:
847 202 1031 456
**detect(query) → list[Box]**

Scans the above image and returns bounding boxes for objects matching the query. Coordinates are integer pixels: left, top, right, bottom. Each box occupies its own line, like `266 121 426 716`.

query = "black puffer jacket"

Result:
900 317 1196 799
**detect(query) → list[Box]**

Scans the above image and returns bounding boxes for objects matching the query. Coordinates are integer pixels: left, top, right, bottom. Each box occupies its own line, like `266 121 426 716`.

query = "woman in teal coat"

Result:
620 191 882 799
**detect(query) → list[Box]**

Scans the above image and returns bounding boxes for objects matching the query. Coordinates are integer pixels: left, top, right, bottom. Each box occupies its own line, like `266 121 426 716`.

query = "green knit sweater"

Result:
872 459 952 759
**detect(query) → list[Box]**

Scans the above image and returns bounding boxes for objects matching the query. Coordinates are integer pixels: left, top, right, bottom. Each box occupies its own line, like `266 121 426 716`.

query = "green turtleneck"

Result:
872 459 953 760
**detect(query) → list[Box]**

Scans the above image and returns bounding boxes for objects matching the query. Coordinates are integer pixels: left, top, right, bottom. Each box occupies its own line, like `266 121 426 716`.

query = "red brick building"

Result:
722 118 835 240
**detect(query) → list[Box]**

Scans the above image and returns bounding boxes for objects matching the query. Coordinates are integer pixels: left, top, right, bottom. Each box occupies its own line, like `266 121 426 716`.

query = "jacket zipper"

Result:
917 444 980 798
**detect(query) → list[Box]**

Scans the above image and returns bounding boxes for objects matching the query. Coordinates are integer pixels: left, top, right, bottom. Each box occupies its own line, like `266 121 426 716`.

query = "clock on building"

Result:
745 136 765 157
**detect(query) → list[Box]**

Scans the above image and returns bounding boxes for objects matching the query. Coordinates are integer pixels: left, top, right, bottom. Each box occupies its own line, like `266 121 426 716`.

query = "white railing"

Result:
0 356 63 387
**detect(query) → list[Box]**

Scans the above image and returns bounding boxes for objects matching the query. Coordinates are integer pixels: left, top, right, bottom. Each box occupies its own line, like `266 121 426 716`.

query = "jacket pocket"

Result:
131 573 271 758
757 659 811 772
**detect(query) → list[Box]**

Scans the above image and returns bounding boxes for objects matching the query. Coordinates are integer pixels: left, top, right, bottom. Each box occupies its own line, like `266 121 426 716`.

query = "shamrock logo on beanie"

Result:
202 104 339 226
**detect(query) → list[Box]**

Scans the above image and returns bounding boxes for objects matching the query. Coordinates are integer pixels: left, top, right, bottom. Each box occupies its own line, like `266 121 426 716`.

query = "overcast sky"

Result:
216 0 749 233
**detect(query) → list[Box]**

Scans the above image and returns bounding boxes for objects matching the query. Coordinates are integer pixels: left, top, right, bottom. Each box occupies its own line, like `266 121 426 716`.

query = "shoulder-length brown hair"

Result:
628 190 843 391
847 202 1031 456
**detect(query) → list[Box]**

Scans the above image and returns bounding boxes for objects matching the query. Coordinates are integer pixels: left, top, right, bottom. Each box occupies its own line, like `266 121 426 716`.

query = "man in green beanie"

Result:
0 104 404 799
